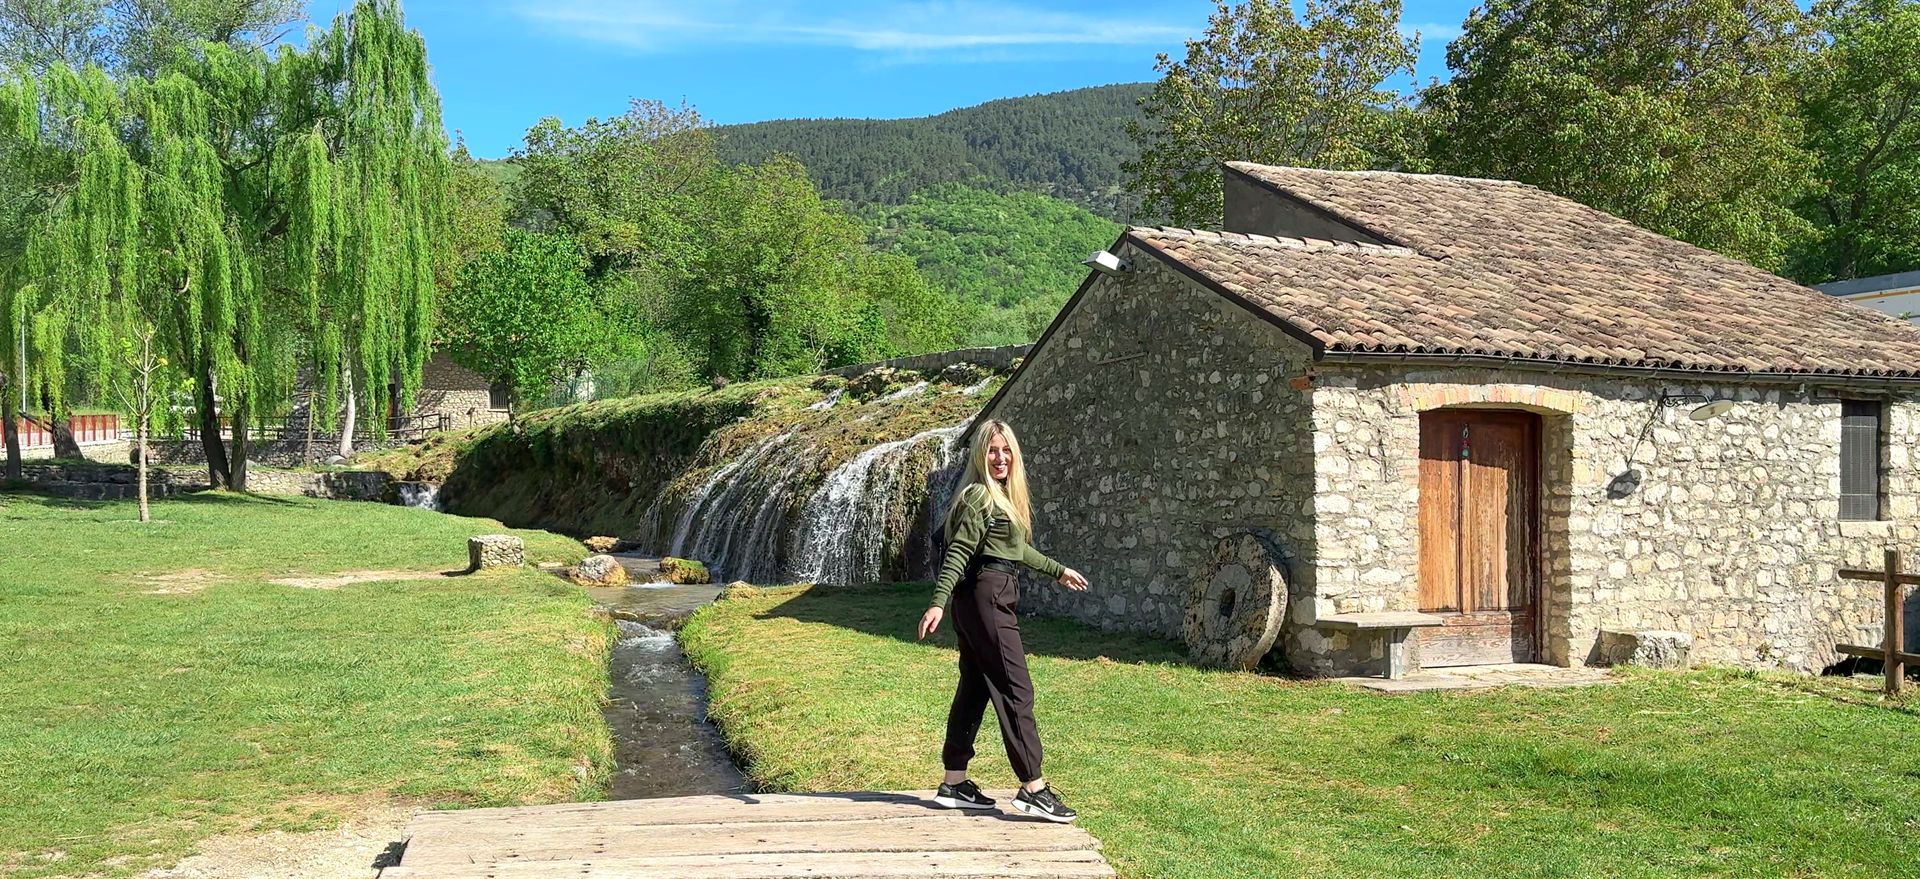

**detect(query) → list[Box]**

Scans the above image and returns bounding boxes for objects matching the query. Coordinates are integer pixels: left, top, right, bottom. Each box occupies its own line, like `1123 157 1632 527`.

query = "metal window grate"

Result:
1840 400 1882 521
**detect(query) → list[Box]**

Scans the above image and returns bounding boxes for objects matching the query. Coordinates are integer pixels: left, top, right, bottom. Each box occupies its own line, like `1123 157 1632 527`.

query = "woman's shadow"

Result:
750 581 1184 665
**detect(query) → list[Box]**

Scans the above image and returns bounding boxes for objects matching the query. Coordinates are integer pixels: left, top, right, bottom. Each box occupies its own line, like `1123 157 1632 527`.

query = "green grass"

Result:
681 582 1920 879
0 492 610 879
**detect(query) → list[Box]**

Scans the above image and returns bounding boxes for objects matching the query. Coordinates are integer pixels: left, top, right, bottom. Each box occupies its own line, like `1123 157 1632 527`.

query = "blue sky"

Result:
317 1 1480 158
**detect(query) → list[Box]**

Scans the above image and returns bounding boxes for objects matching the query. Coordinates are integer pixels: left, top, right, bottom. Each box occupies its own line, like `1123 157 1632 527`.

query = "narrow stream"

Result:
584 556 748 799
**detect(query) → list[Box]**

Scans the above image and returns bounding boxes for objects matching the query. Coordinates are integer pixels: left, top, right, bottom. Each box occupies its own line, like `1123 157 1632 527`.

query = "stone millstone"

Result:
570 554 629 587
1182 533 1288 670
468 535 525 570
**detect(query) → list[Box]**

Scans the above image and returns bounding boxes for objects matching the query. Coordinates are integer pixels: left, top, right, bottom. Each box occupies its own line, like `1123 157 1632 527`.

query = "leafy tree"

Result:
514 104 958 390
0 0 301 74
1787 0 1920 282
515 99 714 282
446 141 509 285
1423 0 1813 270
1124 0 1419 227
0 0 448 488
865 184 1120 346
440 230 609 417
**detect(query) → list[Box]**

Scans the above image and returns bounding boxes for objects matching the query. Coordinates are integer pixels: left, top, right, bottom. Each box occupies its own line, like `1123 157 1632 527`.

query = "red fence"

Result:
15 414 123 449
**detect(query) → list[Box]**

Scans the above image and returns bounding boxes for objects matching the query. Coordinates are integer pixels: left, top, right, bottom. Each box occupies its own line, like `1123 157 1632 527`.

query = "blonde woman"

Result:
917 419 1089 823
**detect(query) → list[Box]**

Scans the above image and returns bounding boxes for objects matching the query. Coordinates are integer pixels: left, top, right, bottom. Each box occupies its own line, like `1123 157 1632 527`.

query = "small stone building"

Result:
414 351 511 431
986 162 1920 677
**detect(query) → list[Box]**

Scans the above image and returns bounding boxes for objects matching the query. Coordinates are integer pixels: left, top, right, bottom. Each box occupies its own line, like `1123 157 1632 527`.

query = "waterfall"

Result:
806 388 846 411
667 431 793 558
398 482 442 511
789 420 971 586
879 381 930 402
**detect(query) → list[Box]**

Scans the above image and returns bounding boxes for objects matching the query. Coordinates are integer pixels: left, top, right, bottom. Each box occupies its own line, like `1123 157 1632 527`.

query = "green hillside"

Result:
715 83 1150 220
865 184 1121 346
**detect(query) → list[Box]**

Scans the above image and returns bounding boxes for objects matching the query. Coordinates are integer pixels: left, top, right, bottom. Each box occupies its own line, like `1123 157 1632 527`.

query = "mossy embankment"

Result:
362 366 1004 557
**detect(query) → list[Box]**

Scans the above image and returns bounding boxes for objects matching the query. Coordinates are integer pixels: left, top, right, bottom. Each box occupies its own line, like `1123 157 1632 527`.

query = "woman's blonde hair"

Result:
944 419 1033 536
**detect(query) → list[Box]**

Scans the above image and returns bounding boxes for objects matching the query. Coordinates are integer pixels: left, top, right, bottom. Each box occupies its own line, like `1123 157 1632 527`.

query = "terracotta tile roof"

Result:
1124 163 1920 378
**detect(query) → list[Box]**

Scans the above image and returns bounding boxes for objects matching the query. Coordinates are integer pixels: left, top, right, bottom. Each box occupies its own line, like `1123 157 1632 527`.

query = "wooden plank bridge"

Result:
381 790 1115 879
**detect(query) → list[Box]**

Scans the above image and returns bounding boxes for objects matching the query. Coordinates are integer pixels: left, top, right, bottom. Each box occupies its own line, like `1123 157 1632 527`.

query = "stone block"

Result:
468 534 525 570
1597 628 1692 669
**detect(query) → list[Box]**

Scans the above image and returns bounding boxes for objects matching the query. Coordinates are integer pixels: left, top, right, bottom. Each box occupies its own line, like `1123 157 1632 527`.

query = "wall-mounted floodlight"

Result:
1082 250 1132 277
1688 399 1736 422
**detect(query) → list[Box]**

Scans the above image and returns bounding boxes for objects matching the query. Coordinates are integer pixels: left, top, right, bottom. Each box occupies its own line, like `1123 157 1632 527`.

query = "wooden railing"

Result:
177 412 449 444
15 414 123 449
1837 548 1917 695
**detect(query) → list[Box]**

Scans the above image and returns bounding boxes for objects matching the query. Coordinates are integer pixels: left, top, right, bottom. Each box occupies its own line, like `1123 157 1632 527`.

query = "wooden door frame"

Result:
1416 408 1545 665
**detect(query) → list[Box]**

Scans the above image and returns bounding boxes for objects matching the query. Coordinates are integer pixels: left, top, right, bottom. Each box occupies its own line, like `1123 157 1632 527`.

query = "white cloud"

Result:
1400 21 1464 42
516 0 1194 57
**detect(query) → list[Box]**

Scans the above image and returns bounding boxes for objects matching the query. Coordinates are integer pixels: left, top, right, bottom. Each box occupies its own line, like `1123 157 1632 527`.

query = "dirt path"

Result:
140 805 416 879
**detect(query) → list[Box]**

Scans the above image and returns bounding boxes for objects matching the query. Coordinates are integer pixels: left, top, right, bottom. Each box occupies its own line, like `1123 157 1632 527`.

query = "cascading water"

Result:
398 482 442 511
648 416 973 586
790 422 970 586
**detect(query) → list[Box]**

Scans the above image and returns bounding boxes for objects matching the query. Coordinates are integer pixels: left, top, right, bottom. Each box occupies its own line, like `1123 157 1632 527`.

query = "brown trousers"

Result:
941 559 1043 782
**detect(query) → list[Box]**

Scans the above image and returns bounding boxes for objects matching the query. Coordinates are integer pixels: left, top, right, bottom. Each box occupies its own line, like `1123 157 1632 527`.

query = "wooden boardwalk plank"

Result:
402 815 1097 866
384 849 1115 879
408 791 987 831
390 791 1114 879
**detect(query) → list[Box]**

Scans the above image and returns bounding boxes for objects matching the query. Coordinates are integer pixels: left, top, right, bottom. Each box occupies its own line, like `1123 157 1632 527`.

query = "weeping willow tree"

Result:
0 0 448 490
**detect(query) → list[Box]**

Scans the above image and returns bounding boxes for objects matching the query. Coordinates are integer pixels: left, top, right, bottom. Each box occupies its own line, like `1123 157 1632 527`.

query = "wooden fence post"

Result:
1888 549 1907 696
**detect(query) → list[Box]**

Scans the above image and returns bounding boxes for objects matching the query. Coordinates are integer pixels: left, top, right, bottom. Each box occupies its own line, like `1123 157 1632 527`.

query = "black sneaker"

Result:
1011 785 1078 823
933 779 996 810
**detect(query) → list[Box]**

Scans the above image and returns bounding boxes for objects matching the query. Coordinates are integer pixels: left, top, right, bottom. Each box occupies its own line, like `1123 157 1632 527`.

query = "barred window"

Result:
488 380 511 411
1839 400 1883 521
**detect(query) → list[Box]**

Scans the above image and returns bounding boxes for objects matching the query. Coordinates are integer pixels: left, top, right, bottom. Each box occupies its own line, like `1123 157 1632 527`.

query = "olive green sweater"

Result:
929 483 1066 610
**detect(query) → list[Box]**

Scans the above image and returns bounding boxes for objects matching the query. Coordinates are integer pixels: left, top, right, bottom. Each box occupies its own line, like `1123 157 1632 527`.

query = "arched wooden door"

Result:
1417 410 1541 666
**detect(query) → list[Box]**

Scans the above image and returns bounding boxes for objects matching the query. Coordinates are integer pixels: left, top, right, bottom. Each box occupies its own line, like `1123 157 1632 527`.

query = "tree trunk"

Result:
339 368 357 459
49 411 82 460
196 368 231 489
1 388 20 483
136 415 150 522
230 393 250 492
303 388 316 468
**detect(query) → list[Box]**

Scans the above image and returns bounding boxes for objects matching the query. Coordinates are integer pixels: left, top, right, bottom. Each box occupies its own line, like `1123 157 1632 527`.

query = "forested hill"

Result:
715 83 1149 220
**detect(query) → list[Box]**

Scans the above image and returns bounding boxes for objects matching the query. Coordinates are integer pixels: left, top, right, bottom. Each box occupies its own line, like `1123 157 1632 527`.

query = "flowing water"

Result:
397 481 441 511
588 563 747 799
642 416 974 586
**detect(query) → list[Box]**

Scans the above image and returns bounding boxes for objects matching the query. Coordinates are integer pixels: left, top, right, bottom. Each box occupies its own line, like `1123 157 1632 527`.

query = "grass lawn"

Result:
0 492 610 879
681 582 1920 879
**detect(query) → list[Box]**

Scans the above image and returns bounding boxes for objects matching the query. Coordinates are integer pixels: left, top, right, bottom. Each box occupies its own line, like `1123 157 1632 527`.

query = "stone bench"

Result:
1320 612 1446 679
1597 628 1692 669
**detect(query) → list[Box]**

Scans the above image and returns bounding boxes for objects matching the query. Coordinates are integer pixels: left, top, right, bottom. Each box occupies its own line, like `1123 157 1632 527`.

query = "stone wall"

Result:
826 344 1033 379
1304 365 1920 675
988 241 1317 639
245 468 395 502
18 462 209 499
15 461 394 503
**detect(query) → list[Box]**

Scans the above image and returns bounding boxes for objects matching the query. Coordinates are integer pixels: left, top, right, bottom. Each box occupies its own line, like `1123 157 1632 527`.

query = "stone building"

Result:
415 351 511 431
985 162 1920 678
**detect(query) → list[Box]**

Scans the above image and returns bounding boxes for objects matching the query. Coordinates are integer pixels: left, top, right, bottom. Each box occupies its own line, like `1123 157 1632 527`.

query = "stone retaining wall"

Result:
15 461 395 503
824 345 1032 378
18 462 209 499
